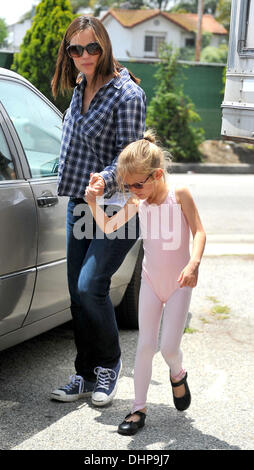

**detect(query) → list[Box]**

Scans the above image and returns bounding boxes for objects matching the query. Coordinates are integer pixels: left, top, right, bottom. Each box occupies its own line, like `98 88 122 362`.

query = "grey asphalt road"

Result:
0 174 253 452
169 173 254 253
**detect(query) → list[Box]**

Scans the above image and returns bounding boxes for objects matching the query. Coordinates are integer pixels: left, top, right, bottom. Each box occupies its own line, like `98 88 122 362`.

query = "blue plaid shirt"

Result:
57 68 146 199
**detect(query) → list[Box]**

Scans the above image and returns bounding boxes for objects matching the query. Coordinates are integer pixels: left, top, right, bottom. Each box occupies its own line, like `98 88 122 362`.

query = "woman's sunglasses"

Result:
67 42 102 58
127 172 154 190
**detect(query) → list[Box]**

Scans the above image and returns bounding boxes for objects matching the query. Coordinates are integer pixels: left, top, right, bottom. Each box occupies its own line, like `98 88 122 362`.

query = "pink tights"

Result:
132 277 192 413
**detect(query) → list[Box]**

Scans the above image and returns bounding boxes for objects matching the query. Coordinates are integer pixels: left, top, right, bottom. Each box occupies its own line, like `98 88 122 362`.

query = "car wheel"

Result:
115 244 144 330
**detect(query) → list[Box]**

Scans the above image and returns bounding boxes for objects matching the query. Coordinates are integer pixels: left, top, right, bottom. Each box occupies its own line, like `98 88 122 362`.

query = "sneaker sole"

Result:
50 391 93 402
91 361 122 407
91 390 116 406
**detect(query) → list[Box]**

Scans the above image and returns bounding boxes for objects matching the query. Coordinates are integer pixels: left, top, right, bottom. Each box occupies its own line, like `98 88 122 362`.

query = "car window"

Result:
0 126 16 181
0 80 62 178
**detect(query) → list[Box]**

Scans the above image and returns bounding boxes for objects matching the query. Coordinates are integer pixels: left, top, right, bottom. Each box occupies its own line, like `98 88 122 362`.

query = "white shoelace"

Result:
94 367 116 391
62 375 84 393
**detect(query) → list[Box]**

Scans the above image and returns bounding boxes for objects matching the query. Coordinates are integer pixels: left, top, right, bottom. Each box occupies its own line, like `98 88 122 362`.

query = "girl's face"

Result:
124 172 157 199
69 28 101 78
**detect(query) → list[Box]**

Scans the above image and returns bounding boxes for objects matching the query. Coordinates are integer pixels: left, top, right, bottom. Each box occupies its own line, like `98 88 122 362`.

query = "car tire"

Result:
115 243 144 330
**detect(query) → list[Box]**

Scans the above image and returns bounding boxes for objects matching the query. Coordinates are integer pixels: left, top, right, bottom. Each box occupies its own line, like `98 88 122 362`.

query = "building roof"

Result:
101 9 228 35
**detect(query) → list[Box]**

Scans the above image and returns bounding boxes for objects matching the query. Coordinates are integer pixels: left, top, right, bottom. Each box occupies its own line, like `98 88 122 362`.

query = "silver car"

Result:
0 68 142 351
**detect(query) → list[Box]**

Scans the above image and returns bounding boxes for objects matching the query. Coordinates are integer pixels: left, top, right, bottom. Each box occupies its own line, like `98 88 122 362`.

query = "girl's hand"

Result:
177 261 199 288
89 173 105 196
85 186 97 203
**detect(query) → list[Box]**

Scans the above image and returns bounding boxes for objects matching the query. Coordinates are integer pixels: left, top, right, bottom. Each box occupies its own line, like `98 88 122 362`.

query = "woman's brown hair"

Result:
51 15 140 99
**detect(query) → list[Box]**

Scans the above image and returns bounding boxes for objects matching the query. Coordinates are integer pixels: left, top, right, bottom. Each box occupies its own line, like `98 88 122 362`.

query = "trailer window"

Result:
238 0 254 56
246 0 254 48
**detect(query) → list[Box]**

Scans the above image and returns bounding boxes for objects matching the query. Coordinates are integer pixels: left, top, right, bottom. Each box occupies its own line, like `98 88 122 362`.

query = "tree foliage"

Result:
215 0 231 30
200 43 228 63
0 18 8 47
12 0 74 112
70 0 90 12
146 44 204 162
169 0 218 14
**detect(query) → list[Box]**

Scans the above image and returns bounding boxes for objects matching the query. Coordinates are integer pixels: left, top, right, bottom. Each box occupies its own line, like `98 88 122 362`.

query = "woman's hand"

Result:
177 261 199 288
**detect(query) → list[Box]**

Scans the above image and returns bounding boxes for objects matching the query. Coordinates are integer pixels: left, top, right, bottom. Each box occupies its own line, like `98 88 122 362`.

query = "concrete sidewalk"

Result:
4 254 252 451
0 166 253 452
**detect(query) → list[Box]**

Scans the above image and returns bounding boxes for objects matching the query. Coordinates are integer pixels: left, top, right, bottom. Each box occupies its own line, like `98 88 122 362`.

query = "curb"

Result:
200 233 254 257
204 244 254 256
170 162 254 174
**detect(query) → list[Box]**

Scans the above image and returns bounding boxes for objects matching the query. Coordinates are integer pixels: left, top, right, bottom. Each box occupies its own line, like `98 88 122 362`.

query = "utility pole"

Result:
195 0 204 62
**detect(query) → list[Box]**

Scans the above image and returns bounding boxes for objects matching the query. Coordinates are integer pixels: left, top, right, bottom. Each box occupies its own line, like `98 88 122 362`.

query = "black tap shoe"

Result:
117 410 146 435
170 372 191 411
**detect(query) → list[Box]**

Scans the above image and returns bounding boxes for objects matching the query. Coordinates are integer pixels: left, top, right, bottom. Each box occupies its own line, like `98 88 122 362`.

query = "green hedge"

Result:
121 60 224 140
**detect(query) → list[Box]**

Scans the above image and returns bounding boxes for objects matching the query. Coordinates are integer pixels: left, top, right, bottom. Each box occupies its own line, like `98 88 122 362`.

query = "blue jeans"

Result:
66 198 139 381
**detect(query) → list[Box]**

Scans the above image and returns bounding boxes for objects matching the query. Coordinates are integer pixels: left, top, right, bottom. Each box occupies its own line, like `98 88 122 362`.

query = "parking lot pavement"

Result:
0 253 253 452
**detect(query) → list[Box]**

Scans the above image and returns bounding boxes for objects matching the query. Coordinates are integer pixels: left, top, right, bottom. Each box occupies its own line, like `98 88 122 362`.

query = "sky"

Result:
0 0 40 25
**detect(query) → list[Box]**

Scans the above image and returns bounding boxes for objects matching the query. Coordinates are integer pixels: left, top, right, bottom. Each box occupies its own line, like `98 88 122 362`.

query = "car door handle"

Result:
37 191 59 208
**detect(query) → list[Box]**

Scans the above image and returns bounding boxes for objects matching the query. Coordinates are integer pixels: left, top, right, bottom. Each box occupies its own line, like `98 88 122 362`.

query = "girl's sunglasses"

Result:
67 42 102 58
127 172 154 190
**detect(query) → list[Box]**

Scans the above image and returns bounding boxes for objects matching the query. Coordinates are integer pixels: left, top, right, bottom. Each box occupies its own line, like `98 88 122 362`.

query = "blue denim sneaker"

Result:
50 374 95 402
92 359 122 406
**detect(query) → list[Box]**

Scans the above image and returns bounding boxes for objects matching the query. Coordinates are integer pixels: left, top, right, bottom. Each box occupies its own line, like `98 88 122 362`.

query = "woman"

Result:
50 16 146 406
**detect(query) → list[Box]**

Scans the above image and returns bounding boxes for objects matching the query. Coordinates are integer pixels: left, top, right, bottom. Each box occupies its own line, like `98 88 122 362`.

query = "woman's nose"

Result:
81 48 89 58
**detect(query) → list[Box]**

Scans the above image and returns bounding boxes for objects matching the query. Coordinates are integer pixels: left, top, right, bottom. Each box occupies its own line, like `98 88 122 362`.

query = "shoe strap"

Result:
125 411 146 420
170 372 187 388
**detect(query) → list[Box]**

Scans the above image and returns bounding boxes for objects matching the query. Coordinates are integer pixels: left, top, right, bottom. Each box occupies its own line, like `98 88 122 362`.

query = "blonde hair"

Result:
116 130 171 189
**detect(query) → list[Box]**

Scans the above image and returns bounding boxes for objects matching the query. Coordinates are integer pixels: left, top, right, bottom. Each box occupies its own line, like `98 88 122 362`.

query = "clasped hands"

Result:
85 173 105 203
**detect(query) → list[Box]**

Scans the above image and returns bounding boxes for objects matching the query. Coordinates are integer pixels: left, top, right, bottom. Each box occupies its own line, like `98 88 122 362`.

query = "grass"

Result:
211 304 230 315
206 295 219 304
184 327 199 334
200 296 231 322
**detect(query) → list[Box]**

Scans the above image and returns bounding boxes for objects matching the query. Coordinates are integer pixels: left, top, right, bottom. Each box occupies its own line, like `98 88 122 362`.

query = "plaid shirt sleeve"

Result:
100 93 146 198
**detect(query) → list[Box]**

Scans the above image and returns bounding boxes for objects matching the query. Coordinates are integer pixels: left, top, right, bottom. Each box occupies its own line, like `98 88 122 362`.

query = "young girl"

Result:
85 131 206 435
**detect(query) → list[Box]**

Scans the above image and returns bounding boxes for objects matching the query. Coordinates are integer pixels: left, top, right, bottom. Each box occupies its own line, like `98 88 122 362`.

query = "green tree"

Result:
70 0 87 11
215 0 231 30
0 18 8 47
12 0 74 112
146 44 204 162
200 43 228 63
169 0 218 14
128 0 147 8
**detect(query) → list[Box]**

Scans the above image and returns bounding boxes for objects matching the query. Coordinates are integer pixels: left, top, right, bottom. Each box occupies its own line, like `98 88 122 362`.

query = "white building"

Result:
101 9 228 60
6 20 32 52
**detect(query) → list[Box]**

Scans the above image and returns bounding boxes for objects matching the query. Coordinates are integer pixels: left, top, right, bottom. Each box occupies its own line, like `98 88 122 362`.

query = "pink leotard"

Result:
131 188 192 413
138 188 190 302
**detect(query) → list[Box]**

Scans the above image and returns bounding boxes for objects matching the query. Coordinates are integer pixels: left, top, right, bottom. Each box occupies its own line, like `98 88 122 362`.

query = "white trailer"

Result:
221 0 254 143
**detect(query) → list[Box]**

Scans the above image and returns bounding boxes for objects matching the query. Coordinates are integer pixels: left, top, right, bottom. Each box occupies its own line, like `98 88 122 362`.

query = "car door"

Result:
0 77 70 326
0 104 37 336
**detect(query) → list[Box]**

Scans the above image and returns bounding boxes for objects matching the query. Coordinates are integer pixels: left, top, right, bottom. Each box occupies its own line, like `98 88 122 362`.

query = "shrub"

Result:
146 44 204 162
